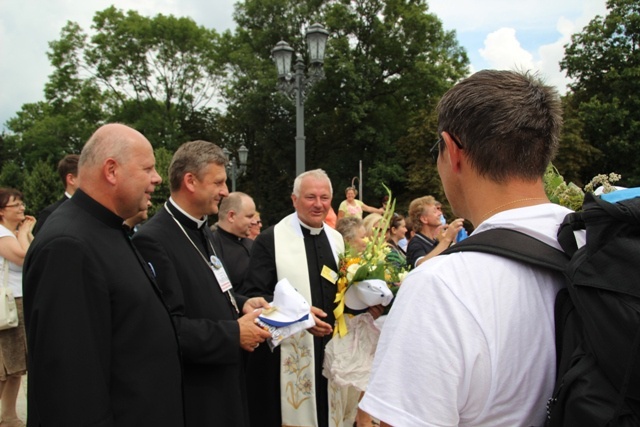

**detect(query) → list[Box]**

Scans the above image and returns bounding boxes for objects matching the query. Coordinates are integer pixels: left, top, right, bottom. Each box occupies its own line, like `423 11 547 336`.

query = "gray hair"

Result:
336 217 364 245
292 169 333 197
169 140 227 192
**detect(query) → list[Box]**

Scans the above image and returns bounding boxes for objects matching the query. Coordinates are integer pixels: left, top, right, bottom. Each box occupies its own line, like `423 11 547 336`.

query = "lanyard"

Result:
164 203 239 314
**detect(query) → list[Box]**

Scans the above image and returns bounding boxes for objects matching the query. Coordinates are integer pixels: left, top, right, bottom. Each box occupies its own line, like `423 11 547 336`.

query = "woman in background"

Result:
337 187 383 220
0 188 35 427
248 211 262 240
387 213 407 265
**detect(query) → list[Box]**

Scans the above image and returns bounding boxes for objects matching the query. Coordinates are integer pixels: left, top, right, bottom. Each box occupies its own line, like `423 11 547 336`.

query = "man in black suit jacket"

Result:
33 153 79 235
23 124 184 426
133 140 271 427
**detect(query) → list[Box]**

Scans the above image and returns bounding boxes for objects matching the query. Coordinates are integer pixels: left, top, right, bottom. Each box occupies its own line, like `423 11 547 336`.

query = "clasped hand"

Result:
238 297 271 352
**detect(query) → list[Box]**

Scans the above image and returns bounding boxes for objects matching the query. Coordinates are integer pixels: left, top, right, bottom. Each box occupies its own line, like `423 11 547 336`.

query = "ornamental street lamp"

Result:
223 145 249 192
272 23 330 176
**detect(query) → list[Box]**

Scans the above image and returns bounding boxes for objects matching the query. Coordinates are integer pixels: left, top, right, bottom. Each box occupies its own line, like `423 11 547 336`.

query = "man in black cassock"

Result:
133 140 271 427
238 169 345 427
23 124 184 426
211 191 256 289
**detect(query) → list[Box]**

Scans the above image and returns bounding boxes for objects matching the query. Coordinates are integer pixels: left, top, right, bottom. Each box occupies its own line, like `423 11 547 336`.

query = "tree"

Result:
0 162 24 192
560 0 640 186
82 7 227 149
149 147 174 217
223 0 469 222
22 160 59 216
4 6 227 173
553 95 601 187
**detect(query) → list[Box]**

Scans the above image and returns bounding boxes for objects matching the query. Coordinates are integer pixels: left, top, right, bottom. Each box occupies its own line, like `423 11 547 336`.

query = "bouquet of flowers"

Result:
333 186 408 337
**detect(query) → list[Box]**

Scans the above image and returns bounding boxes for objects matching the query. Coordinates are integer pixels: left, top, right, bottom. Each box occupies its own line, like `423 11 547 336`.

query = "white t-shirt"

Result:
360 203 574 427
0 224 23 297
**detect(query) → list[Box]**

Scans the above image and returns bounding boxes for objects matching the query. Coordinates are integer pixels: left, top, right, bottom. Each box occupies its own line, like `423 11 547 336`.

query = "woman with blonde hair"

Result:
337 187 383 220
0 188 35 427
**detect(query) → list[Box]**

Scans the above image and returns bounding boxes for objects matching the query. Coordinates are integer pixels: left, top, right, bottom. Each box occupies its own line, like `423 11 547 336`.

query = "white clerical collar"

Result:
65 191 73 199
168 197 208 228
298 219 323 235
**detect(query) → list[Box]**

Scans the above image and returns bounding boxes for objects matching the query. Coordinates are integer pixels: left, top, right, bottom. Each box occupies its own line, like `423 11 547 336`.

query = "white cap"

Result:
258 278 310 327
594 185 626 195
344 279 394 310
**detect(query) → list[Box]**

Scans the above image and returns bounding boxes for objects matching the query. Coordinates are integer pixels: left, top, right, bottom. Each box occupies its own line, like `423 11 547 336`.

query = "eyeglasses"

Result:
3 202 26 209
430 133 464 162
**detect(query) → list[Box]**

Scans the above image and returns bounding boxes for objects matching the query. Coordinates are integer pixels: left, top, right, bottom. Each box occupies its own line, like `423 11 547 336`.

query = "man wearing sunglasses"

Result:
362 70 567 426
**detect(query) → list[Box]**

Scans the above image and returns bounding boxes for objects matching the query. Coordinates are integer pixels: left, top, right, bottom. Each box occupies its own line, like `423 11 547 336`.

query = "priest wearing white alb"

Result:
238 169 344 427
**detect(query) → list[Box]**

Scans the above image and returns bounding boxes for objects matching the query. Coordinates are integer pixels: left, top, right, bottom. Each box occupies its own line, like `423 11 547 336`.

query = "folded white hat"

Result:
344 279 393 310
594 185 626 195
259 278 311 327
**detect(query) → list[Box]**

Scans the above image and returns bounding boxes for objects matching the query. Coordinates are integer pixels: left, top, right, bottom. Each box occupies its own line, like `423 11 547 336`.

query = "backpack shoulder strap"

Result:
441 228 568 272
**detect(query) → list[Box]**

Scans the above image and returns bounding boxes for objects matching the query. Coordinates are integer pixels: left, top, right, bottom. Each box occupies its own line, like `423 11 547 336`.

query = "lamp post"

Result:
223 145 249 192
272 23 330 176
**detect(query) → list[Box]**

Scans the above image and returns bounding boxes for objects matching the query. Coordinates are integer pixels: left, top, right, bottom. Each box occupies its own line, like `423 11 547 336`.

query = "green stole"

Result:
274 213 343 427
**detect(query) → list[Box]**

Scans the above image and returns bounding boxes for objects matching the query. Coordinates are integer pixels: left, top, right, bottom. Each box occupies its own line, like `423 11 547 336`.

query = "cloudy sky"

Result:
0 0 608 130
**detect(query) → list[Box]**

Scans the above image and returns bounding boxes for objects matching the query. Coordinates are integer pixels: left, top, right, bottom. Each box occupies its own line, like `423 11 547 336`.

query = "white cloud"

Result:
472 2 607 94
0 0 609 129
0 0 237 130
479 28 534 71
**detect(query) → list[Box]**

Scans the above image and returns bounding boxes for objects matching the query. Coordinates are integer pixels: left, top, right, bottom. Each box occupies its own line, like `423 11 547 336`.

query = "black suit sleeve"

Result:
236 228 277 300
133 231 241 365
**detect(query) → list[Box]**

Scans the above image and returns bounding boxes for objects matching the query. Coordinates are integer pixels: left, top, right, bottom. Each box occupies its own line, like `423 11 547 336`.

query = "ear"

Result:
103 158 118 185
442 132 463 173
183 172 197 193
228 210 236 222
66 173 78 188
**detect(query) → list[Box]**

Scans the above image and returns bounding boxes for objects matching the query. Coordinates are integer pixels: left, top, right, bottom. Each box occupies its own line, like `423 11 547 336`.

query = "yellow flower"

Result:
346 262 361 282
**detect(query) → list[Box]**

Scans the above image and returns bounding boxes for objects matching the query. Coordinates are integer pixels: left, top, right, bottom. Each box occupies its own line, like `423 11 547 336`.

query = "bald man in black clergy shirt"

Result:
211 191 256 289
133 140 271 427
24 124 184 427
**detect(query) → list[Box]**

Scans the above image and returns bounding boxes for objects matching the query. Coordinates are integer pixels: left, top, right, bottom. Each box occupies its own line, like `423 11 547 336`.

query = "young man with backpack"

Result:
360 70 569 426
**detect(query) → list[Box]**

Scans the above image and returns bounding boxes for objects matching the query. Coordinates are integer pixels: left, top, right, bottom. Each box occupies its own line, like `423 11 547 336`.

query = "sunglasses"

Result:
430 133 464 162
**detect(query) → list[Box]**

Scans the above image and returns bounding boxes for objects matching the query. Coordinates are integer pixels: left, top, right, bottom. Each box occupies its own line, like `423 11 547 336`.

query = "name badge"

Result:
210 256 233 293
321 265 339 284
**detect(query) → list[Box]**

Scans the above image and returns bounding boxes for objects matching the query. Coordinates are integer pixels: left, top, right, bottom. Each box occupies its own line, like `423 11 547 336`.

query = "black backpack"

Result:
441 190 640 426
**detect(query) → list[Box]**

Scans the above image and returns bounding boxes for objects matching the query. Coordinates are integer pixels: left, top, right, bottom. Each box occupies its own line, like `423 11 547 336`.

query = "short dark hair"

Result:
388 212 405 232
0 188 23 208
57 154 79 187
169 140 226 192
437 70 562 183
218 192 250 218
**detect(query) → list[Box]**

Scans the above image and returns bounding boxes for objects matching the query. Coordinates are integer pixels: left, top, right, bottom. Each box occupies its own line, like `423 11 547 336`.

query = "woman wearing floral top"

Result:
337 187 384 220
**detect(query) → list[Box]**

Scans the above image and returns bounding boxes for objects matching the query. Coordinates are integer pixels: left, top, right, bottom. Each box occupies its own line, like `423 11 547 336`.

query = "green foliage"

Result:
544 164 585 211
0 162 25 191
224 0 469 222
544 165 623 212
22 160 59 215
553 95 601 187
584 172 622 194
560 0 640 186
149 147 174 217
3 1 469 224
